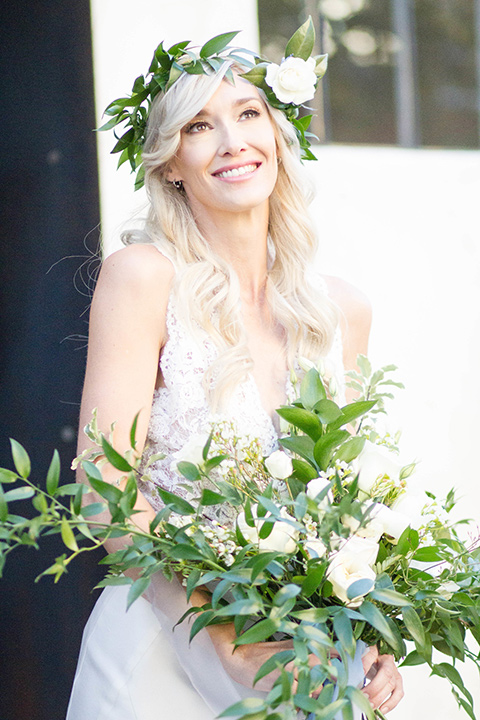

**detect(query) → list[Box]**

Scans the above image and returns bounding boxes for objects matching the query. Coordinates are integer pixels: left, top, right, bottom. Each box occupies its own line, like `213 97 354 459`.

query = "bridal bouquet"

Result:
1 358 480 720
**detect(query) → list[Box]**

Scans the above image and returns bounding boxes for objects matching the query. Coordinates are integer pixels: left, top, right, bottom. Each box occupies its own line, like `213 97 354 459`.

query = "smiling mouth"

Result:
214 163 259 179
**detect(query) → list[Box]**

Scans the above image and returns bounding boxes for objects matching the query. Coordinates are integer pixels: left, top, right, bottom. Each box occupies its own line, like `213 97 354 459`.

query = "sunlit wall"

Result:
90 2 480 718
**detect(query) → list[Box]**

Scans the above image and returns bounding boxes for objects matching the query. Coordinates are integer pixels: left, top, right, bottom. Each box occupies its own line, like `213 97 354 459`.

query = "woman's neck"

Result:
195 206 270 304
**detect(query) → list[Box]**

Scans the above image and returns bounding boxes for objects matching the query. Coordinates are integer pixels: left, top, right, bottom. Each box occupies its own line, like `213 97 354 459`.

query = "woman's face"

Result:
167 74 278 220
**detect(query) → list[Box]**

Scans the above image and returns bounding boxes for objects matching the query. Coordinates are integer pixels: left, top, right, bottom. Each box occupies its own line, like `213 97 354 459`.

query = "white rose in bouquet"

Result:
336 535 380 567
304 538 326 559
174 432 210 470
356 441 402 493
237 505 298 554
264 450 293 480
328 551 376 607
306 476 332 509
369 502 411 540
391 489 427 530
265 56 317 105
341 512 384 543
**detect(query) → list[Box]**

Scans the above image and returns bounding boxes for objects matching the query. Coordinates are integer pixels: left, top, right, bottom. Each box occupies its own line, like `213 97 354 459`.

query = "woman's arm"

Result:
77 243 175 544
323 275 372 379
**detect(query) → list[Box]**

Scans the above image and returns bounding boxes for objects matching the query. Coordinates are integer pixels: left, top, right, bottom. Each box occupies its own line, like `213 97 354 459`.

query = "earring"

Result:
173 180 183 189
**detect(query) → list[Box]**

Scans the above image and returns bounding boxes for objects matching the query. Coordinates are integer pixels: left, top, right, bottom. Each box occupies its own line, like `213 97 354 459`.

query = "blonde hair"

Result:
122 64 338 409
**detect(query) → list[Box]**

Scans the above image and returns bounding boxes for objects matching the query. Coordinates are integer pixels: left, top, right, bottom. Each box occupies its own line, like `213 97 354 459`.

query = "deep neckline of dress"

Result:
158 293 290 439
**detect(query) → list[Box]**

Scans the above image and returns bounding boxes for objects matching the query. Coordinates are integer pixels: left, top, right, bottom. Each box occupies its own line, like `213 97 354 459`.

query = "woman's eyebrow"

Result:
192 97 262 119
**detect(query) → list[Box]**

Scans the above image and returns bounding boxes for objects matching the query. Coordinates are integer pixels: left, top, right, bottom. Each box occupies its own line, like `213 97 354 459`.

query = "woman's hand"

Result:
362 646 404 714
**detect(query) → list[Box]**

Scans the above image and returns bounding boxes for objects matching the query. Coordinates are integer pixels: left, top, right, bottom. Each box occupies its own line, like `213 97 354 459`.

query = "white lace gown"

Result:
66 282 347 720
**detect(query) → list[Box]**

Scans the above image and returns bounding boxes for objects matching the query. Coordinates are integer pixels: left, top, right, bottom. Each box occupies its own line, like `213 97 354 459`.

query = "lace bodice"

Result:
138 280 346 522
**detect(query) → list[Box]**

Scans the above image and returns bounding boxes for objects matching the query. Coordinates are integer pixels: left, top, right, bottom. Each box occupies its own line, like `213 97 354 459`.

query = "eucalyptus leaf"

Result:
61 517 78 551
156 488 195 515
4 487 35 502
218 697 266 717
279 435 315 465
328 400 376 430
0 485 8 522
333 612 356 658
234 618 279 646
199 31 239 58
215 598 263 617
0 468 19 483
254 650 295 685
273 584 301 606
176 461 200 482
345 686 375 720
370 588 411 606
276 406 322 440
400 650 424 667
46 450 60 496
10 439 31 479
313 430 349 471
359 601 403 655
239 64 268 87
314 399 342 425
101 437 133 472
300 368 326 409
347 577 374 601
333 436 366 464
284 17 315 61
88 476 122 504
199 488 225 506
127 576 151 609
291 458 317 482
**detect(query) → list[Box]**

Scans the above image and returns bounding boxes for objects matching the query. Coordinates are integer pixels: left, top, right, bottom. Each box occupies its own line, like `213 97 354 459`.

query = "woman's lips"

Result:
213 163 260 179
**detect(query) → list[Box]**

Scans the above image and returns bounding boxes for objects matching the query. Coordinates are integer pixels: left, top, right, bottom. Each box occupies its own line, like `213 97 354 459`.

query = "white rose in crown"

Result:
237 505 298 554
356 441 402 494
265 56 317 105
369 502 411 541
264 450 293 479
328 551 376 607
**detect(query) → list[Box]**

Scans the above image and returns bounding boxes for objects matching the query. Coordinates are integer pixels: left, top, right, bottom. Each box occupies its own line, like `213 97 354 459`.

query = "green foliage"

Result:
0 360 479 720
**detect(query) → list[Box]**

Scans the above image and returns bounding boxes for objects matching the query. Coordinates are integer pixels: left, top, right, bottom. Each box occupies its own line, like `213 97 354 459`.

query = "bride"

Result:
67 28 403 720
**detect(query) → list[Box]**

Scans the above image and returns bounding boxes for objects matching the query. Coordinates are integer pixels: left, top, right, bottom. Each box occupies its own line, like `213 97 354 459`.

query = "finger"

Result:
361 645 379 677
362 657 402 710
379 670 404 713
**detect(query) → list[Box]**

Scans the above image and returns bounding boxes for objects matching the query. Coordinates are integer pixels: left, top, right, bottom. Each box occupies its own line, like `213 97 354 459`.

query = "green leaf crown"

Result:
99 17 328 190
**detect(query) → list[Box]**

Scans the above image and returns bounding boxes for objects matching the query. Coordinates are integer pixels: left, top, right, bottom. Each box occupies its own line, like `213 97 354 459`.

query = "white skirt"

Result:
67 585 365 720
66 585 215 720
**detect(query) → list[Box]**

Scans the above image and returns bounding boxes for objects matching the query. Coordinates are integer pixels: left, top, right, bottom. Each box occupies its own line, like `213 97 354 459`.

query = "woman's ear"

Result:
165 161 180 184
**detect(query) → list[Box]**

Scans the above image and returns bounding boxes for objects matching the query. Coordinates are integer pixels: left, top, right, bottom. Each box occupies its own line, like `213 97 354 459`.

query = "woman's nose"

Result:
218 123 247 156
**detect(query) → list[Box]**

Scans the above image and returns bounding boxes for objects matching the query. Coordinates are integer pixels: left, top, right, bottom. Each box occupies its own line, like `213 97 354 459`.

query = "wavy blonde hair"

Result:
122 64 338 409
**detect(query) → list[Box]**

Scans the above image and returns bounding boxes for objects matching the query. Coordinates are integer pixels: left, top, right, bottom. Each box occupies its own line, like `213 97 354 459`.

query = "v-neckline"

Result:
245 369 292 436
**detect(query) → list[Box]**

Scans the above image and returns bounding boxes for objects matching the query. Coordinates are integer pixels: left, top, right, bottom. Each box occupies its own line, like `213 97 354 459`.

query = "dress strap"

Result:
152 243 178 272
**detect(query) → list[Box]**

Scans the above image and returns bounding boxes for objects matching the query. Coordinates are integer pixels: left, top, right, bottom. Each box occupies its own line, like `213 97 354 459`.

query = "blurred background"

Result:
0 1 479 718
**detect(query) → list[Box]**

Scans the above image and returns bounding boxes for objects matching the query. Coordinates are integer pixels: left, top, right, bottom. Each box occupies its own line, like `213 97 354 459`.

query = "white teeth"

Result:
216 164 257 178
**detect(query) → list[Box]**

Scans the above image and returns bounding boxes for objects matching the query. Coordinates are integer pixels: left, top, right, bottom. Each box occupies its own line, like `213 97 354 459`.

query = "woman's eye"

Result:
185 121 209 134
242 109 260 119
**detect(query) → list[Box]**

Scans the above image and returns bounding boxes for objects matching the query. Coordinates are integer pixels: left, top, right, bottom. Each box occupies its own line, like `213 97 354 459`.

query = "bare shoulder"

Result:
322 274 372 372
100 243 175 291
95 244 175 310
322 275 372 328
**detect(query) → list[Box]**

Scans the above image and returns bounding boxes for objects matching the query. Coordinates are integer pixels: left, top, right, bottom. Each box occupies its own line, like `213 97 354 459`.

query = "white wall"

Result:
90 2 480 717
306 146 480 719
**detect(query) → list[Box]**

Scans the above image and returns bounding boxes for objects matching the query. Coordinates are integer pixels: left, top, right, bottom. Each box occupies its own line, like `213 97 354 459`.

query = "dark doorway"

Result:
0 2 103 718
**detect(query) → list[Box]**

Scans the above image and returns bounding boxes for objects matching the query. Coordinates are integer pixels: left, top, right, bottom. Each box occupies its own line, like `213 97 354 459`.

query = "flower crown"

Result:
99 17 327 190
